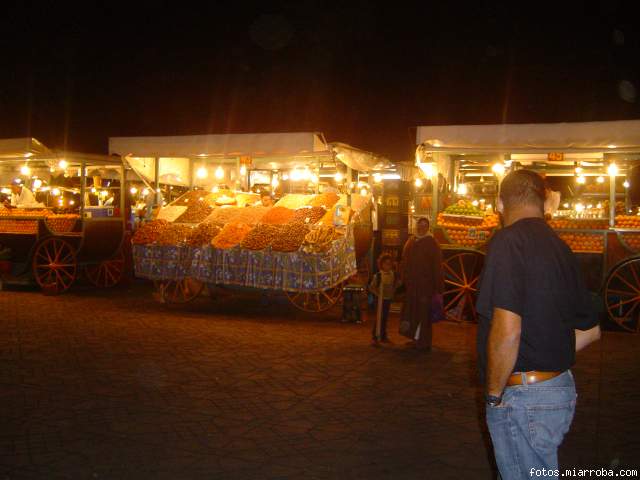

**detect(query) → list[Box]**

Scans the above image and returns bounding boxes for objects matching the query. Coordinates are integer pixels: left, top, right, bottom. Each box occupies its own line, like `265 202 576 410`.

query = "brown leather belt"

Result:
507 370 563 386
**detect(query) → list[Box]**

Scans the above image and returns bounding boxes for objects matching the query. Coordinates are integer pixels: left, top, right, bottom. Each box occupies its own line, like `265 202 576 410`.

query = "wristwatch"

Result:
485 394 502 407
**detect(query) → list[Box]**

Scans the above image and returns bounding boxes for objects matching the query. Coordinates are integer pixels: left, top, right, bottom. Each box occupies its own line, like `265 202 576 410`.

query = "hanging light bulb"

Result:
373 173 382 183
142 188 149 196
414 178 423 188
334 172 343 183
359 188 368 196
211 185 219 193
32 178 43 189
20 165 31 176
130 187 138 195
215 166 224 180
69 200 75 206
58 159 68 170
596 176 605 183
196 166 208 179
240 165 247 176
608 163 619 177
492 163 505 176
282 173 289 181
624 180 630 188
51 188 60 196
576 175 586 184
575 166 583 174
291 169 302 182
457 183 468 195
310 174 319 184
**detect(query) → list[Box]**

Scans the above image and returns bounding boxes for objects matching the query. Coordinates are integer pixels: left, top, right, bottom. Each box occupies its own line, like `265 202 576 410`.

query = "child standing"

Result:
368 253 397 344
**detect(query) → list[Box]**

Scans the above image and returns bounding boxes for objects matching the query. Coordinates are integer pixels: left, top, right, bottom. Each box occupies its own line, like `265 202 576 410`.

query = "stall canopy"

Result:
0 137 51 158
110 132 329 160
417 120 640 153
330 142 391 171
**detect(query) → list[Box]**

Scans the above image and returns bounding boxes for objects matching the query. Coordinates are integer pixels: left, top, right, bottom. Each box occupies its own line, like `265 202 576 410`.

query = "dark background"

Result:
0 1 638 161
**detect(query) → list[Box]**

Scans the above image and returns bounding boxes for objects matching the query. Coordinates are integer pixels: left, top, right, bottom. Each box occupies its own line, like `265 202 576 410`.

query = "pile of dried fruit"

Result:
156 224 194 246
233 206 271 225
212 222 253 249
175 201 214 223
307 192 340 208
302 225 337 253
261 206 295 225
289 206 326 225
241 224 282 250
271 223 310 252
131 219 170 244
187 223 221 246
318 205 351 226
206 207 243 225
172 190 212 207
275 194 310 209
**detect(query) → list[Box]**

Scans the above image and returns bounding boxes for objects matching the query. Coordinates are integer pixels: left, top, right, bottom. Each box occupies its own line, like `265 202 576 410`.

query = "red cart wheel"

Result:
85 250 125 288
154 278 204 304
443 251 484 323
32 237 77 294
286 283 343 313
605 258 640 333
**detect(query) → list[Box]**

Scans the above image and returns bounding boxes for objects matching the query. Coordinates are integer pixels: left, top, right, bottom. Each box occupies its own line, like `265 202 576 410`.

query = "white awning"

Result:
0 138 51 158
109 132 329 159
416 120 640 152
330 143 391 171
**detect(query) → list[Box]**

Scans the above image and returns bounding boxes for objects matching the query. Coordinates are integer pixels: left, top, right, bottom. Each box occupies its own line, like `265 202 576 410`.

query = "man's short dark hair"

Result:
499 169 546 212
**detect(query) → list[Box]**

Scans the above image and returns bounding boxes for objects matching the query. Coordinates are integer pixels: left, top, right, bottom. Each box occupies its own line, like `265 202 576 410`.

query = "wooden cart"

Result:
0 153 126 294
414 120 640 331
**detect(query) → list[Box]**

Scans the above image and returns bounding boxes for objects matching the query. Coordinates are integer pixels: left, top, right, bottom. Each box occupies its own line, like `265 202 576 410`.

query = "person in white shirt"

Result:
3 182 37 208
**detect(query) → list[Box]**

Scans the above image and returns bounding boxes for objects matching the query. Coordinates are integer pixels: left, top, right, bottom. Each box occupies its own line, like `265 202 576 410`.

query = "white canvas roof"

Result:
0 137 51 158
109 132 329 159
330 143 391 171
416 120 640 153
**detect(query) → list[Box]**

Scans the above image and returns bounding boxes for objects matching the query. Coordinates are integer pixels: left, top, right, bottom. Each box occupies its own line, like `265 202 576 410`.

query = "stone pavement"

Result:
1 284 639 479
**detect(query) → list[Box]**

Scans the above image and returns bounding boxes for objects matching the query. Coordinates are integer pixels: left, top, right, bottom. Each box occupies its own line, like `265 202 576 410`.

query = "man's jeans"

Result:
486 370 577 479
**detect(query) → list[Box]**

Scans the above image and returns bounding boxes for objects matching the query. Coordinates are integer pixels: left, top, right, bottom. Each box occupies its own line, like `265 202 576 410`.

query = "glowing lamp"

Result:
58 159 68 170
608 163 619 177
20 165 31 176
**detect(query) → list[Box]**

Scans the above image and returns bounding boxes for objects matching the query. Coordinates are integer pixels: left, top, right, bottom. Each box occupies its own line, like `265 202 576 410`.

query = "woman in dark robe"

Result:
400 217 444 351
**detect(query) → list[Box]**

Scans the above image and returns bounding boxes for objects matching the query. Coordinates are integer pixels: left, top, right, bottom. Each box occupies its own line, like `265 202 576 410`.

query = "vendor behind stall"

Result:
3 179 40 208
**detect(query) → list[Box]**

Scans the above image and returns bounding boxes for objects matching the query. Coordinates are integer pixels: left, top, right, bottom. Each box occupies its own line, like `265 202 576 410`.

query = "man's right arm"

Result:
575 324 601 352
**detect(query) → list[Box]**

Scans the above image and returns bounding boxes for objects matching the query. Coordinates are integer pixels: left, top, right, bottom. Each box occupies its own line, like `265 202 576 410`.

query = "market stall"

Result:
113 132 389 311
0 138 126 293
131 191 363 312
415 120 640 331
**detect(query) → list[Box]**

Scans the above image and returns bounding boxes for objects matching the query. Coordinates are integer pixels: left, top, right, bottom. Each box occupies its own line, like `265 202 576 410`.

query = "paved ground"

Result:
1 283 639 479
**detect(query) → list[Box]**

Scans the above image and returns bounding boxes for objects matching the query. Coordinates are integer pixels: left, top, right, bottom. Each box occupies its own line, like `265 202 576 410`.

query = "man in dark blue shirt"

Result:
476 169 600 479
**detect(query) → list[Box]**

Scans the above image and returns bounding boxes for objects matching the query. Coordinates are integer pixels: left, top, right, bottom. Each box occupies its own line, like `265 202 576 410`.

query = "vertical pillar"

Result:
154 157 161 206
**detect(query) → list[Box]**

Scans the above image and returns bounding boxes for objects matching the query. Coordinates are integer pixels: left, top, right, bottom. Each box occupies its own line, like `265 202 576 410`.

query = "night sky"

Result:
1 1 639 161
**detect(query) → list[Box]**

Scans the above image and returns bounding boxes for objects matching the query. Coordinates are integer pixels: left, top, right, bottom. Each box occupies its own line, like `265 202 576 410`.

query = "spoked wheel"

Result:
605 258 640 332
32 237 78 294
443 251 484 323
154 278 204 304
286 283 343 313
85 250 125 288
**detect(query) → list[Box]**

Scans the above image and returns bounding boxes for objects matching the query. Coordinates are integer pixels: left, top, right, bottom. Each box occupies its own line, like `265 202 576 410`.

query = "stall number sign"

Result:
548 152 564 162
467 228 487 241
385 196 400 211
382 229 402 246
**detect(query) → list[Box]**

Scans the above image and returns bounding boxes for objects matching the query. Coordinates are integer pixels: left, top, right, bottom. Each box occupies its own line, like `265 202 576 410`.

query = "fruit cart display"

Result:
131 192 361 312
432 202 500 322
0 142 126 294
415 120 640 331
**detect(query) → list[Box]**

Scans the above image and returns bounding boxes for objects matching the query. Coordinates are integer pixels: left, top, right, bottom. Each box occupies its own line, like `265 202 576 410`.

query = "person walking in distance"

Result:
476 170 601 479
399 216 444 351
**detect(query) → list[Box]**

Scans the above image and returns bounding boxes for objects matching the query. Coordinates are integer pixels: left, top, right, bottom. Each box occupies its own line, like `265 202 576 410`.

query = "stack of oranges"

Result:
620 233 640 253
615 215 640 229
442 226 492 247
557 232 604 253
548 219 608 230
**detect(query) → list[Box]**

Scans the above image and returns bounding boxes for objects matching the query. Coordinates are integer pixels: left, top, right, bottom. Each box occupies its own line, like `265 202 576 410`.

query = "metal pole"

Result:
609 171 616 228
80 160 86 219
154 157 161 206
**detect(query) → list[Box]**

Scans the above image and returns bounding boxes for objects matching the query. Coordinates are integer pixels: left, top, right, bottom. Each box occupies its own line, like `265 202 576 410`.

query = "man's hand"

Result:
486 307 522 397
576 324 601 352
